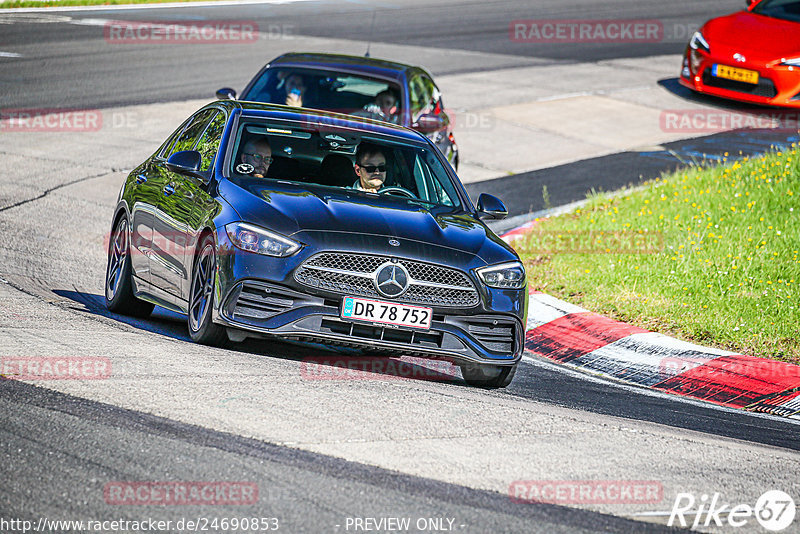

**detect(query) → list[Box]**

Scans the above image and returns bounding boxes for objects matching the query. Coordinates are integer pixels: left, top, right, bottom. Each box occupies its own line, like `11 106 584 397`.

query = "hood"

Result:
704 11 800 60
218 179 517 266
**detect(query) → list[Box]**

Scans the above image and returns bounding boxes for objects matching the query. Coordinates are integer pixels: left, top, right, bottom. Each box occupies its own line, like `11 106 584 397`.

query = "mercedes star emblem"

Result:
374 262 409 298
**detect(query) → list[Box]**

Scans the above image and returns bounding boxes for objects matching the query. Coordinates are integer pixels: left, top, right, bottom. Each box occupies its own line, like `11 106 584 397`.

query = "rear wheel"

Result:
104 216 154 317
460 362 517 389
188 234 227 346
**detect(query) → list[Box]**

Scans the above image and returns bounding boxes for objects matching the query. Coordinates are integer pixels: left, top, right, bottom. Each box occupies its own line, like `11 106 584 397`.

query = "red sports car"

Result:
679 0 800 108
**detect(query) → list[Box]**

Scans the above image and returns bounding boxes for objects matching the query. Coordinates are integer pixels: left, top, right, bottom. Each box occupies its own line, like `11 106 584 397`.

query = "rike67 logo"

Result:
669 490 796 531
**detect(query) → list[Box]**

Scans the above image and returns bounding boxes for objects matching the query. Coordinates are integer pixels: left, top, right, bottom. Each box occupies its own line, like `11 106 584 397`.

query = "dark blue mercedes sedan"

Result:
105 101 526 387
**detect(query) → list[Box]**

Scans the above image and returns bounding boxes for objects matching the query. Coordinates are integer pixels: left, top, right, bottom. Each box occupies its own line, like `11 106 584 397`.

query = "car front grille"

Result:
294 252 480 308
702 70 778 98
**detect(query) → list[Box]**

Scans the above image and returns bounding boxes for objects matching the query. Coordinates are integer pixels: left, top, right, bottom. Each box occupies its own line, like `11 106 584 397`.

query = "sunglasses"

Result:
358 164 387 174
244 153 273 164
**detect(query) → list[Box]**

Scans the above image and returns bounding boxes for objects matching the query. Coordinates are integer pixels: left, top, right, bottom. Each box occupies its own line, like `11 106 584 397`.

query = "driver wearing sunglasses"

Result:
352 143 388 193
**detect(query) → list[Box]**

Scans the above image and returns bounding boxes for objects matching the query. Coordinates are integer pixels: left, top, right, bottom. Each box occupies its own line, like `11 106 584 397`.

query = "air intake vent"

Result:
319 318 443 348
467 320 516 354
233 282 295 320
702 70 777 98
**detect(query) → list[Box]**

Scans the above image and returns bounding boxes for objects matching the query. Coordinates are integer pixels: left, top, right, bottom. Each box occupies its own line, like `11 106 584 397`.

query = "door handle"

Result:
135 174 148 184
163 183 176 196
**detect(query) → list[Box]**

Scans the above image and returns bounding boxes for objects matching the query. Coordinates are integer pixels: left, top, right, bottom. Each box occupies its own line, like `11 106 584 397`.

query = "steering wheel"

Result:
379 186 416 199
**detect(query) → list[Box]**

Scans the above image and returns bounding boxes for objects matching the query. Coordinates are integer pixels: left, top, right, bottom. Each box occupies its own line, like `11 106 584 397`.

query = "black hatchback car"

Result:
216 52 459 169
105 101 526 387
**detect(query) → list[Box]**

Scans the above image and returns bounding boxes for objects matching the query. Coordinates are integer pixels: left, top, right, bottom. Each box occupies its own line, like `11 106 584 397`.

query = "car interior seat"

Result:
317 154 355 187
265 156 302 180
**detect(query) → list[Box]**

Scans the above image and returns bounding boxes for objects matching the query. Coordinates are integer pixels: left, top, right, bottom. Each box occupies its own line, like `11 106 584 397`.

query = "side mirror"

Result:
476 193 508 220
746 0 758 7
216 87 237 100
412 113 446 134
166 150 206 181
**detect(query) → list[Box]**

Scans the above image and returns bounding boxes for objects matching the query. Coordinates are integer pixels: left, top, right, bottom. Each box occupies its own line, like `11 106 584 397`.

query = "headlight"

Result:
781 57 800 67
225 222 302 257
689 31 710 53
687 31 709 75
476 261 526 289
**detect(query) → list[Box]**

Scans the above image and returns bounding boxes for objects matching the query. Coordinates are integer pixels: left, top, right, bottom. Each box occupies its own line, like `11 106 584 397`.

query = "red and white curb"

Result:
501 231 800 419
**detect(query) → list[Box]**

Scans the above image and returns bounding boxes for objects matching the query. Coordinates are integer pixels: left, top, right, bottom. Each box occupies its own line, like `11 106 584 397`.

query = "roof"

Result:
227 101 426 142
267 52 420 81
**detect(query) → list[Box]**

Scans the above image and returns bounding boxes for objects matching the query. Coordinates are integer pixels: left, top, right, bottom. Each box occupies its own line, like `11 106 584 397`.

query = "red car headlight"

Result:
687 31 710 75
689 49 705 74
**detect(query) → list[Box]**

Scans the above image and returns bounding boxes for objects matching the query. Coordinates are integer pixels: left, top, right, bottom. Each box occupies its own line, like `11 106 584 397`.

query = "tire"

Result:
188 233 227 346
460 362 517 389
104 216 154 318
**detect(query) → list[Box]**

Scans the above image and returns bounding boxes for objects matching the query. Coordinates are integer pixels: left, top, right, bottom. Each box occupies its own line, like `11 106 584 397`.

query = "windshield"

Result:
751 0 800 22
227 117 462 210
241 67 403 124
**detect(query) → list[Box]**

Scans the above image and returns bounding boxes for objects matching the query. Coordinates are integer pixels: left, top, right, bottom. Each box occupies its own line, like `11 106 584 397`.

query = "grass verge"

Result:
514 145 799 363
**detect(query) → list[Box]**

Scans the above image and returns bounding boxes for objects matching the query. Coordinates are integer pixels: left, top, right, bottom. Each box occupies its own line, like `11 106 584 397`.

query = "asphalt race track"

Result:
1 1 800 532
0 0 748 109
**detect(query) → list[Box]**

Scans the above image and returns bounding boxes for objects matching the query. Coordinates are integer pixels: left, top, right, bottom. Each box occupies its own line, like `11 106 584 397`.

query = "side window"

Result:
427 78 443 114
409 75 432 120
411 151 453 206
193 110 227 171
421 75 439 111
157 118 190 159
168 109 216 158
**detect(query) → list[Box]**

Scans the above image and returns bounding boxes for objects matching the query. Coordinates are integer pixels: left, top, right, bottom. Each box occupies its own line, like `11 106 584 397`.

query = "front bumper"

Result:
680 51 800 108
214 279 524 366
210 230 526 366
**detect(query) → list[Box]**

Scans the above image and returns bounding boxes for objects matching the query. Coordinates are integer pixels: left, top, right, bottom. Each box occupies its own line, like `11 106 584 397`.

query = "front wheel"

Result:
460 362 517 389
188 234 227 346
104 216 154 318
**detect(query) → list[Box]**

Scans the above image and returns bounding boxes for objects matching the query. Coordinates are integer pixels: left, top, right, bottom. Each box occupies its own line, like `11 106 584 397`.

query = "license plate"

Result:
712 64 759 85
341 297 432 330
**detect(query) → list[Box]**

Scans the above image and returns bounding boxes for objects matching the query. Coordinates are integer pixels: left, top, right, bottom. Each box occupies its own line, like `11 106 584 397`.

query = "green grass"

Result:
515 146 799 363
1 0 220 8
